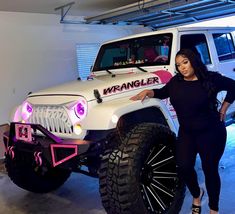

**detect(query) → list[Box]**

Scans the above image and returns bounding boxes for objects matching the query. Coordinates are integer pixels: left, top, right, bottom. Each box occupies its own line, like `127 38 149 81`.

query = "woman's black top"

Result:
153 71 235 131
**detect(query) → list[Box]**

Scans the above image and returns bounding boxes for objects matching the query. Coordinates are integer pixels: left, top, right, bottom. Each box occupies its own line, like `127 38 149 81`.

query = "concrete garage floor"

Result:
0 125 234 214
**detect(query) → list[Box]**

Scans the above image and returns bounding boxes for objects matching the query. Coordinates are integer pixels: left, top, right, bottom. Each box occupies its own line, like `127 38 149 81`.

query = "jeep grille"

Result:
29 105 73 135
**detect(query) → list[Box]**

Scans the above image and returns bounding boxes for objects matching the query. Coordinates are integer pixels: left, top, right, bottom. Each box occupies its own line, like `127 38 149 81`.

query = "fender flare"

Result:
81 97 178 133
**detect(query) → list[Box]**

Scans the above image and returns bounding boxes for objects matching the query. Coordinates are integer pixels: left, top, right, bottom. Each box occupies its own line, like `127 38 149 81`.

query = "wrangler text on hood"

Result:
103 77 159 95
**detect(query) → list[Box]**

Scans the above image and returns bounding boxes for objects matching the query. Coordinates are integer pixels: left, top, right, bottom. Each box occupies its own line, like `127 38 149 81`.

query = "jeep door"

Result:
178 30 235 120
210 30 235 80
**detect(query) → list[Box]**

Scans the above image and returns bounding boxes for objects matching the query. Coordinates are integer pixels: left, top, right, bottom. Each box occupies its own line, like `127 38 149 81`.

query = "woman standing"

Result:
130 49 235 214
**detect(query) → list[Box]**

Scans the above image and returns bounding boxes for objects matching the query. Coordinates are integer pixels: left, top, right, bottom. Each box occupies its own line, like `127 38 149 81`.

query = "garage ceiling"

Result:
0 0 138 17
85 0 235 30
1 0 235 30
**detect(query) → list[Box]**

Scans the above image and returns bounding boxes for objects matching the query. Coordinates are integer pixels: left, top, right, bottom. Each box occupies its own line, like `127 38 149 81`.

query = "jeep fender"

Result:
81 97 178 133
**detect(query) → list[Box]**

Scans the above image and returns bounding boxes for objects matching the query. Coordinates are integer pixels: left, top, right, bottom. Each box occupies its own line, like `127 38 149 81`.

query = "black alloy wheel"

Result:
99 123 185 214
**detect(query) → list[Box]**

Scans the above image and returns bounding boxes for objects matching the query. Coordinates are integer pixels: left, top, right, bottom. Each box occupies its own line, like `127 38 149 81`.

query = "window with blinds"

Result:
76 43 100 80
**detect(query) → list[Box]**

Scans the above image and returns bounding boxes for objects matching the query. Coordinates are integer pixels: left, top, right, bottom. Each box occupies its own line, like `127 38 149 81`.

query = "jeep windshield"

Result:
93 33 172 72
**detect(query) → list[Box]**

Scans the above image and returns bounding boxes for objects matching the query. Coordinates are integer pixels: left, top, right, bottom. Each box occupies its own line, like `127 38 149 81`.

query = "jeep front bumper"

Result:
3 122 93 169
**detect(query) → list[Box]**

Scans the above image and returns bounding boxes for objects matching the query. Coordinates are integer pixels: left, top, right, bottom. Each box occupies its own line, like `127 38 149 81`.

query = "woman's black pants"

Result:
176 122 227 211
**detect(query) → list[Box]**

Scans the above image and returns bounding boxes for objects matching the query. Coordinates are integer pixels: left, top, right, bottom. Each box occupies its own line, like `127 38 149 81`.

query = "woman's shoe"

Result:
192 188 205 214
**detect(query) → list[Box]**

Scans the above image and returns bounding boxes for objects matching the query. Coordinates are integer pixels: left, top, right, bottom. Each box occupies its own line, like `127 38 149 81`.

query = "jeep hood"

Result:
28 71 172 101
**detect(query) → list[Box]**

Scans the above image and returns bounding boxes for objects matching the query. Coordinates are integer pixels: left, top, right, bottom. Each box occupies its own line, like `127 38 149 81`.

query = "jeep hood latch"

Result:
94 89 103 103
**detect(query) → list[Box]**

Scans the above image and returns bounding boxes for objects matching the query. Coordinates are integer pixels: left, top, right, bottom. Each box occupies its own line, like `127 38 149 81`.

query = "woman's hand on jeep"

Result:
130 89 154 102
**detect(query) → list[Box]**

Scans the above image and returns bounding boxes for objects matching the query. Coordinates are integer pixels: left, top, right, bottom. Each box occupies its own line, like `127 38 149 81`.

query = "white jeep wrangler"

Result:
3 26 235 214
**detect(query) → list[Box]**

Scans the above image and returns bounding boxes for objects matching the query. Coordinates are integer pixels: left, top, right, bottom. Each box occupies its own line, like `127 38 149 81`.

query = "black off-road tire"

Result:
99 123 185 214
5 153 71 193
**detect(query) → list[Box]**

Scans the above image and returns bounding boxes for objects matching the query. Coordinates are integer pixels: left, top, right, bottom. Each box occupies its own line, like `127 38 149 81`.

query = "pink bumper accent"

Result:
7 146 15 159
34 151 42 166
50 144 78 167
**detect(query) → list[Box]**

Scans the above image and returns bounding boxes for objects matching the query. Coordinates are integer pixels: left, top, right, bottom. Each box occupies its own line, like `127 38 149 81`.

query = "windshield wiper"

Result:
106 69 116 77
135 66 148 73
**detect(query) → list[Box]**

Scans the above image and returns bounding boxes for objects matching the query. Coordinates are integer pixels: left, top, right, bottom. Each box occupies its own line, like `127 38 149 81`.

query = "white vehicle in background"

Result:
3 27 235 214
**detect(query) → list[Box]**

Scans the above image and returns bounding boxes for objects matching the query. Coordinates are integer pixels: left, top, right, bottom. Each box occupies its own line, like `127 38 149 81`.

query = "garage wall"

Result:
0 11 149 124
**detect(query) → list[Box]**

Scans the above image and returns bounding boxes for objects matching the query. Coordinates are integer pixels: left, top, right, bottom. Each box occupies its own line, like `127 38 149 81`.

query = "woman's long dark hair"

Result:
175 48 218 110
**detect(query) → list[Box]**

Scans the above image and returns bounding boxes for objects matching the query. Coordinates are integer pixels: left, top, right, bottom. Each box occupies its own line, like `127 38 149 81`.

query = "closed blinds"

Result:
76 43 100 80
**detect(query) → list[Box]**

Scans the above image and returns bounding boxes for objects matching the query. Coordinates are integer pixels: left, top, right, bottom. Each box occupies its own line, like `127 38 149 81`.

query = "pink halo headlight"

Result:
21 101 33 121
75 103 85 116
74 99 87 120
